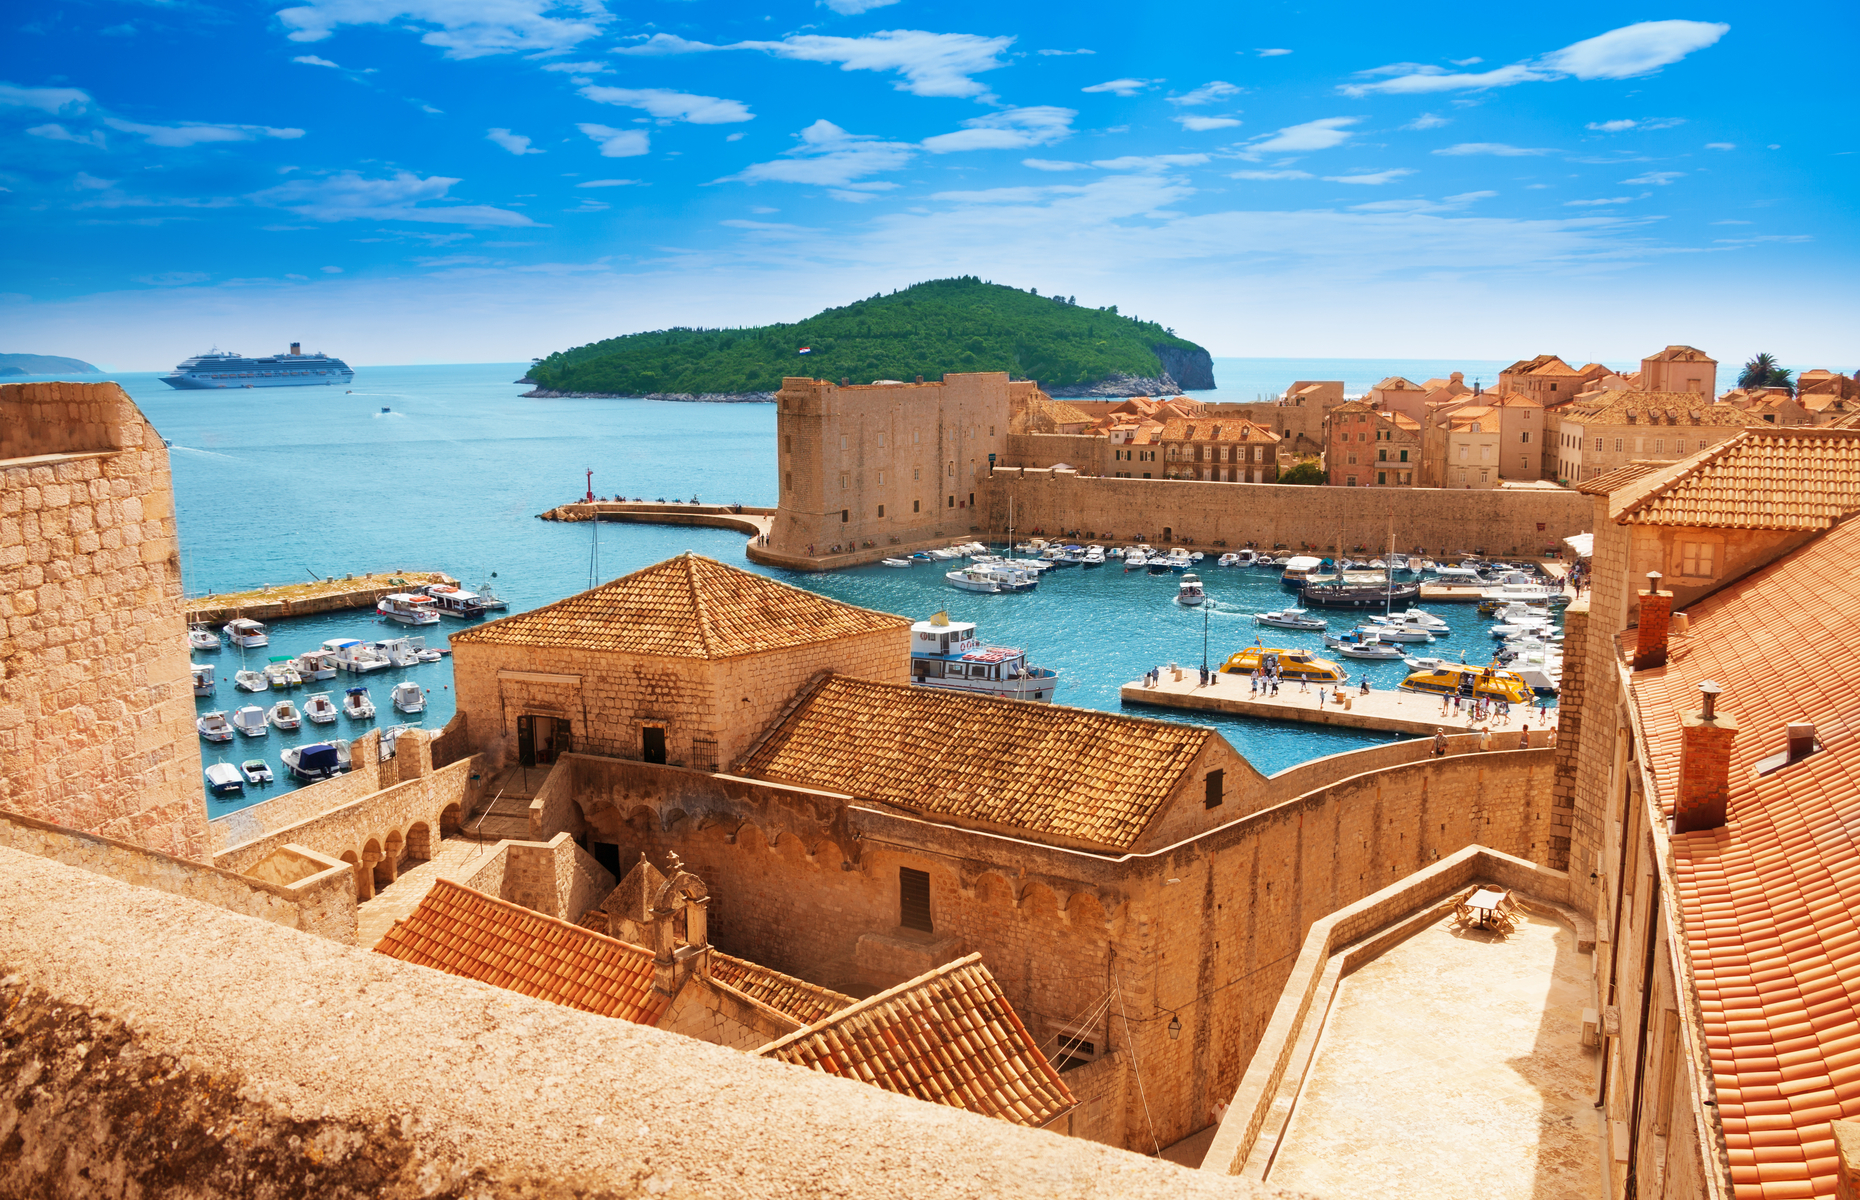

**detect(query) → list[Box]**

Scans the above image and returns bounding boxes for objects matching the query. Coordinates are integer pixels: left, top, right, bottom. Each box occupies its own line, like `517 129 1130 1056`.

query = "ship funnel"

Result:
290 342 301 356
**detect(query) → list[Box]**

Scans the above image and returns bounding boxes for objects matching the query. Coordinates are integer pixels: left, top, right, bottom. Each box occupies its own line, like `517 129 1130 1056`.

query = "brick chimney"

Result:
1635 572 1672 670
1674 680 1738 834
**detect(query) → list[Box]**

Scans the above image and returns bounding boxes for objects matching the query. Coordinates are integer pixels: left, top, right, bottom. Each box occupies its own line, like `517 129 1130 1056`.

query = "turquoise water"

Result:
43 359 1556 812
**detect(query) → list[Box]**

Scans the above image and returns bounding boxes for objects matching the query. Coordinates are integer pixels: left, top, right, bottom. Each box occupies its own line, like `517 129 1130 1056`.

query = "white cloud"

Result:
827 188 889 202
1081 78 1153 97
1564 196 1633 206
27 123 106 148
1705 142 1735 151
1432 142 1553 156
0 82 91 114
73 173 116 190
1231 169 1313 180
133 271 211 286
921 106 1074 153
541 60 609 74
292 54 344 69
1623 171 1683 185
714 119 915 185
579 86 753 124
249 170 537 225
576 178 642 187
1171 81 1242 106
321 265 344 273
1343 20 1729 96
726 132 745 141
102 117 305 147
1022 158 1085 171
617 29 1014 100
1586 117 1685 132
1245 116 1358 154
1175 115 1242 132
1256 48 1292 57
1403 113 1450 130
487 127 543 155
820 0 900 13
1037 48 1095 56
1323 169 1415 185
1350 190 1495 213
1092 154 1209 171
577 123 649 157
275 0 608 59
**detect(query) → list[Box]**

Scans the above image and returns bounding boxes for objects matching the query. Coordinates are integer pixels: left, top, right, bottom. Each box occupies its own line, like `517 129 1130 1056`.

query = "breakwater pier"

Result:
1120 668 1558 736
185 571 457 624
539 500 774 540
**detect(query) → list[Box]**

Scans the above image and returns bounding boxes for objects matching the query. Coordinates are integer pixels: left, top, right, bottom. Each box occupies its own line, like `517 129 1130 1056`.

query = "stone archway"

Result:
406 822 431 863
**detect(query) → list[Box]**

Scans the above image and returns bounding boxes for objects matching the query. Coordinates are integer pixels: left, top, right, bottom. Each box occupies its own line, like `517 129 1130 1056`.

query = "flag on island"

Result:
797 346 812 355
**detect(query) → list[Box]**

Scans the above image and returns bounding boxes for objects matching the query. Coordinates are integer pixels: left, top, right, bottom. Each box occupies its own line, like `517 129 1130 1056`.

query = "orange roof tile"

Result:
1631 516 1860 1199
1560 391 1758 429
374 879 668 1023
709 952 853 1025
1373 376 1423 391
1483 390 1544 409
1526 357 1584 377
1576 460 1674 497
1646 344 1715 363
758 954 1075 1128
1610 427 1860 530
450 552 910 658
735 674 1212 850
1158 417 1280 444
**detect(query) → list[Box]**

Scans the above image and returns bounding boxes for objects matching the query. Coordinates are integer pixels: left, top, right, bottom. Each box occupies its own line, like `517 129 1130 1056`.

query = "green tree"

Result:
1279 459 1326 485
1737 352 1796 395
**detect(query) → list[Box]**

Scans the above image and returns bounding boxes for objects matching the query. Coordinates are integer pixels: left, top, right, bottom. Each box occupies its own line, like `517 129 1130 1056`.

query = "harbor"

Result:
1120 667 1558 736
186 570 460 624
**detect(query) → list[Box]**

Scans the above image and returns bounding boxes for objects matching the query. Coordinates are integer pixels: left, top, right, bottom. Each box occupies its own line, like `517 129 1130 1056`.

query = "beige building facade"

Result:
1551 392 1754 484
1322 399 1420 487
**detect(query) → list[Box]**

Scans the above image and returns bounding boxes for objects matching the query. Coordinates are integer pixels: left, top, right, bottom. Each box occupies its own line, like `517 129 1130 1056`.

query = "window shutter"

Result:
900 867 933 932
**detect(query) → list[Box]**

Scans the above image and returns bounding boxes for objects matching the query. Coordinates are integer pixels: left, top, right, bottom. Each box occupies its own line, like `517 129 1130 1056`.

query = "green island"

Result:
526 277 1214 397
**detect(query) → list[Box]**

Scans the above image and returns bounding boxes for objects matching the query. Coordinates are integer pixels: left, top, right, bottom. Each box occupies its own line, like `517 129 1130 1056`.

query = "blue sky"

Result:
3 0 1855 369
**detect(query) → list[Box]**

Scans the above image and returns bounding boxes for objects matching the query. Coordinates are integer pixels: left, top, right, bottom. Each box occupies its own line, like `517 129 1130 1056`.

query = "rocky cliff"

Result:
1152 344 1215 391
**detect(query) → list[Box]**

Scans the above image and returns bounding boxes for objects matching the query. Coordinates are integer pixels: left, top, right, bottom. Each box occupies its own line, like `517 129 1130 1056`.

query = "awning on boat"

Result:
1563 533 1594 558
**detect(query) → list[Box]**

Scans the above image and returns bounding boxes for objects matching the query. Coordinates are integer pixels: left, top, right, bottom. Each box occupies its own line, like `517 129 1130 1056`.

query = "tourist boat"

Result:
1300 580 1421 610
294 649 338 681
283 741 350 783
189 625 221 652
881 557 914 568
390 681 426 713
474 578 509 611
1175 573 1206 606
343 686 376 720
223 618 268 648
263 657 302 689
377 592 441 625
240 759 274 786
1397 662 1534 705
1323 630 1406 660
1368 610 1450 637
303 692 339 724
325 638 390 672
191 662 215 696
422 584 488 618
231 706 269 737
196 710 234 741
376 636 430 667
946 565 1008 593
1254 608 1327 631
909 614 1059 702
204 762 245 797
1279 555 1324 589
1219 645 1348 683
1432 564 1482 581
233 668 270 693
267 699 303 730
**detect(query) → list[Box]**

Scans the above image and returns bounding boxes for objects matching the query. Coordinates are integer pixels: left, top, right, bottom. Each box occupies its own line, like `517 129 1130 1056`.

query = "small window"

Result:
840 435 847 449
1520 431 1530 444
877 504 885 518
642 726 666 765
1680 541 1715 578
1595 437 1603 451
1615 438 1624 453
784 471 793 491
900 867 933 932
913 499 920 513
840 509 848 523
1378 471 1387 485
913 431 920 444
1399 449 1409 462
1378 448 1387 462
1655 439 1664 453
784 434 792 453
913 467 920 481
947 495 954 508
877 432 885 447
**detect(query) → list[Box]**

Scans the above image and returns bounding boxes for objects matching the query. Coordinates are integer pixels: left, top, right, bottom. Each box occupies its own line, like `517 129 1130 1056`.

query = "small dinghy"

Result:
267 699 302 730
231 706 268 737
189 625 221 652
196 710 234 742
241 759 274 786
234 669 270 693
390 681 425 713
204 762 245 797
263 658 302 689
303 692 339 724
192 663 215 696
343 686 376 720
881 557 914 568
283 740 351 783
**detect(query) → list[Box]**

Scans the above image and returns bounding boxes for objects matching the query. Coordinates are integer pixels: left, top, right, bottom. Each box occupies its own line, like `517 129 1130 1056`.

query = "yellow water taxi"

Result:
1398 662 1533 705
1219 645 1348 684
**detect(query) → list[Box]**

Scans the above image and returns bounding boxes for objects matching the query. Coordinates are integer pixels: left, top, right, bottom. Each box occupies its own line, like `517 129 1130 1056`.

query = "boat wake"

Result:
170 446 240 461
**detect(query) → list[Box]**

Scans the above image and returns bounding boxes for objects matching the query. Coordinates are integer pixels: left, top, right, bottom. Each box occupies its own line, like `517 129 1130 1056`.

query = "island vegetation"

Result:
0 353 102 377
526 278 1212 396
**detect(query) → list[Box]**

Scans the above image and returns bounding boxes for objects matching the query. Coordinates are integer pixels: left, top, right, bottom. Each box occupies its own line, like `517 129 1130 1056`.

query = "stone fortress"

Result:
5 379 1860 1198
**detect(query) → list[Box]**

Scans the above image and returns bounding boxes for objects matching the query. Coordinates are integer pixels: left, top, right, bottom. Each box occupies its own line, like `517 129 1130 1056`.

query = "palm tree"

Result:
1738 352 1796 394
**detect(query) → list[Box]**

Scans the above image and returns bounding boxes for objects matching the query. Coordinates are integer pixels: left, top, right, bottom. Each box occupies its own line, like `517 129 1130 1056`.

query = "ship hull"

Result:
161 372 353 389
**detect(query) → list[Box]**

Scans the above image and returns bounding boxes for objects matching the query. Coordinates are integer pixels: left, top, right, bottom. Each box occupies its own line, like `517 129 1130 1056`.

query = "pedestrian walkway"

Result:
354 836 496 949
1120 668 1556 736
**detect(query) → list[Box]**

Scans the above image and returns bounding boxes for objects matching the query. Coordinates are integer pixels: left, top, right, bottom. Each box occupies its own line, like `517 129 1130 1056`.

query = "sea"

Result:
23 357 1552 813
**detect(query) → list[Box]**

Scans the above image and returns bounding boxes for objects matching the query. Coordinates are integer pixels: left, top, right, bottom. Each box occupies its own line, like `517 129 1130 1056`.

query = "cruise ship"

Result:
160 344 354 389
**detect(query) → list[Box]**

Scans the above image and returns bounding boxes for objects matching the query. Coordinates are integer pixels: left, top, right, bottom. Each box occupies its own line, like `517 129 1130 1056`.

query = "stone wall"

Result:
0 844 1294 1200
504 832 615 923
0 807 354 941
982 468 1588 557
0 381 208 860
1060 1052 1130 1145
657 972 802 1050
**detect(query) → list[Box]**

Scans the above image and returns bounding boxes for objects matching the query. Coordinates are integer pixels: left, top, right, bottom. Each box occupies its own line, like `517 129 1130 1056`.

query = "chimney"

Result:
1634 572 1672 670
290 342 301 356
1787 722 1817 763
915 374 924 383
1674 680 1738 834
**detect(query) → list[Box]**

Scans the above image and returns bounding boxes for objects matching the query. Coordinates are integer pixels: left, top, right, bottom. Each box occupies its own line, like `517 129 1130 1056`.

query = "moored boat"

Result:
1219 645 1348 683
1254 608 1326 631
946 565 1006 593
423 584 488 618
303 692 339 724
234 668 270 693
909 613 1059 702
390 681 426 713
283 740 351 782
377 592 441 625
196 710 235 741
267 699 303 730
231 706 269 737
205 762 245 797
241 759 274 786
343 686 376 720
189 625 221 652
223 618 268 648
1300 580 1421 610
1397 662 1533 705
881 557 914 568
1323 630 1406 660
263 657 302 689
294 649 339 681
325 638 390 672
1279 555 1324 589
192 662 215 696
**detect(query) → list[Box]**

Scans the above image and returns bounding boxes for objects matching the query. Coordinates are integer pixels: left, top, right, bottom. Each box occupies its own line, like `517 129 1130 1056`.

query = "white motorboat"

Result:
325 638 390 672
1491 618 1555 640
343 686 376 720
267 699 303 731
233 669 269 693
263 657 302 689
377 637 422 667
240 759 274 786
1255 609 1327 631
474 578 509 611
881 557 914 568
423 583 487 618
927 547 961 560
376 592 441 625
1481 572 1568 606
1124 551 1150 570
189 625 221 652
390 681 426 713
1189 551 1205 562
1217 553 1239 567
1324 631 1406 660
977 562 1039 592
409 636 444 662
294 649 338 681
909 614 1059 702
1368 610 1450 636
946 566 1006 593
1280 555 1324 587
1507 650 1563 692
283 740 351 782
1432 564 1481 581
1176 573 1206 606
1354 621 1432 643
204 762 245 797
1164 548 1194 571
223 618 268 648
1081 547 1106 567
196 710 234 741
231 706 269 737
303 692 340 724
191 662 215 696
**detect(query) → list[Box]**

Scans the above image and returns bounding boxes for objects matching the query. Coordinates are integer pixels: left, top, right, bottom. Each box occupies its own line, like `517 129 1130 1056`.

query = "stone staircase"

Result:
462 768 542 841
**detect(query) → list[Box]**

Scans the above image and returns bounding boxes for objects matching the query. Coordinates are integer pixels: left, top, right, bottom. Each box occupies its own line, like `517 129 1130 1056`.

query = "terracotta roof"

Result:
1559 391 1758 428
1387 411 1422 432
758 953 1075 1127
1526 357 1583 377
1446 405 1498 431
1645 344 1715 363
374 879 669 1023
709 952 853 1025
1575 460 1674 497
1483 390 1544 409
1373 376 1422 391
1609 427 1860 530
1501 354 1560 375
1158 418 1279 444
450 552 910 658
735 674 1212 849
1630 517 1860 1199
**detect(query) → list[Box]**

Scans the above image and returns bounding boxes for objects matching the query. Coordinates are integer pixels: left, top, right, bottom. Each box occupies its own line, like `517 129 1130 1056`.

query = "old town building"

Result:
1155 417 1282 483
1321 399 1420 487
1550 391 1755 484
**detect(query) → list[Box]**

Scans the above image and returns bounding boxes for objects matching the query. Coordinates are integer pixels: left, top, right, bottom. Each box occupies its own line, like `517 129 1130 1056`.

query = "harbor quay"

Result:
184 570 458 624
1120 668 1559 736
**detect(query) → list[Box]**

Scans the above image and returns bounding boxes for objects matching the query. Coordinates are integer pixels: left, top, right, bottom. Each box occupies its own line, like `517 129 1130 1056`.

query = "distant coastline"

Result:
521 385 776 403
0 352 102 377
